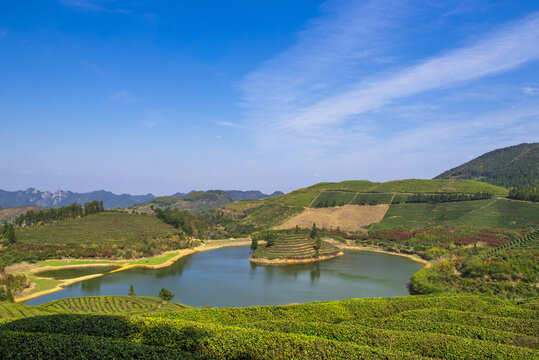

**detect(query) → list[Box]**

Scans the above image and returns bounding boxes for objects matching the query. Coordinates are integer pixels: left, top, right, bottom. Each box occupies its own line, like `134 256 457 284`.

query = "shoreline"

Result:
336 244 431 267
14 239 251 303
249 251 344 265
14 240 429 303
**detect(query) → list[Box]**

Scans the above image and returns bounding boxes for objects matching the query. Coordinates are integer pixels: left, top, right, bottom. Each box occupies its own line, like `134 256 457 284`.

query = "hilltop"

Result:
435 143 539 187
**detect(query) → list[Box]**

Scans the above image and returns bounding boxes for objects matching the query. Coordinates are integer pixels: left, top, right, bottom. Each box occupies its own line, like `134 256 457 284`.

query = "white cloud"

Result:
522 86 539 95
215 120 244 128
245 10 539 132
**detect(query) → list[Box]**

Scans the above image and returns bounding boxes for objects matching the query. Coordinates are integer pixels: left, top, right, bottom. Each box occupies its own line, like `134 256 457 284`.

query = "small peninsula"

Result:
249 233 343 265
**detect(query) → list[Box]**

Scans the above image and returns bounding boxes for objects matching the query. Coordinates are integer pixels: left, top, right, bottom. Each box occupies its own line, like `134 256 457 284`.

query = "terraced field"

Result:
251 235 341 261
39 296 189 315
0 293 536 359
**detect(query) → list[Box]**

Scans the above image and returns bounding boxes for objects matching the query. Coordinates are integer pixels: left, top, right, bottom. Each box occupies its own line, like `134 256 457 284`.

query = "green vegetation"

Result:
37 296 189 316
312 191 356 207
349 227 538 299
204 179 507 236
372 199 538 230
251 233 340 261
135 190 233 214
509 180 539 202
352 193 394 205
0 223 16 244
435 142 539 187
128 284 136 296
159 287 175 301
0 293 535 359
1 212 195 267
14 201 105 227
154 208 208 238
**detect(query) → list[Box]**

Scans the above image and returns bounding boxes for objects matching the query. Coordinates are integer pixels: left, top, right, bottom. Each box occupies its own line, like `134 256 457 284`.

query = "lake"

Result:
25 247 423 306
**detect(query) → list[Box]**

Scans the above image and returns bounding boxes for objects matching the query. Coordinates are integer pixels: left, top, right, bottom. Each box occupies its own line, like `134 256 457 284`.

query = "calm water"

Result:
25 247 423 306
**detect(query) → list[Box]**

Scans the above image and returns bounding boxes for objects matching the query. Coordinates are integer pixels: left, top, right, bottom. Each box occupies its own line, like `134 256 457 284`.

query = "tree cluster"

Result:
508 181 539 202
0 223 16 244
14 202 105 227
84 200 105 215
393 192 493 204
154 208 208 238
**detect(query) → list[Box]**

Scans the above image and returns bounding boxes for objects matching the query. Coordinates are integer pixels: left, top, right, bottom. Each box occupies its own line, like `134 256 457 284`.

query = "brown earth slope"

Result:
274 204 389 232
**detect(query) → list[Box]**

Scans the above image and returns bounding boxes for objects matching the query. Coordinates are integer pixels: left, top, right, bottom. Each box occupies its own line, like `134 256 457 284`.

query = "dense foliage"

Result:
508 180 539 202
13 201 105 227
435 142 539 187
0 294 536 359
154 208 208 238
0 212 195 267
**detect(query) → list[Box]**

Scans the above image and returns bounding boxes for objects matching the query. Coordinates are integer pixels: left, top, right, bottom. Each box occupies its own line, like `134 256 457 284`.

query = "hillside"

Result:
1 212 185 266
203 179 511 235
0 188 154 209
435 143 539 187
0 293 536 359
133 190 233 214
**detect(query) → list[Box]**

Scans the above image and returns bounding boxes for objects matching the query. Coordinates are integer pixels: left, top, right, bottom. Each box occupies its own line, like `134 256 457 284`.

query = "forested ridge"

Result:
435 143 538 187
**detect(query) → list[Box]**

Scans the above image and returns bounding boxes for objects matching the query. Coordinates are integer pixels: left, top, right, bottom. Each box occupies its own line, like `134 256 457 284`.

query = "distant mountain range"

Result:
435 143 538 188
0 188 284 211
0 188 155 210
131 190 285 214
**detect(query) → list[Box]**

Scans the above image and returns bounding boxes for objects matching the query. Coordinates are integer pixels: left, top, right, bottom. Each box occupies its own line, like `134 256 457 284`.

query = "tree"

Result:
159 287 174 301
250 237 258 251
128 284 136 296
2 224 16 244
264 232 275 247
310 223 318 239
294 225 300 234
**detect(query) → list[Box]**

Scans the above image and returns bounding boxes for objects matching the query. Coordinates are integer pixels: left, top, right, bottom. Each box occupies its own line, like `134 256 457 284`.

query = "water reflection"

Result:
26 247 423 307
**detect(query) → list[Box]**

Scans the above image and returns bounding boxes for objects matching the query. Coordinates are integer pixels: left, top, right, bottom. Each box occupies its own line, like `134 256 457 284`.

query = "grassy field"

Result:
372 199 538 230
0 293 536 359
17 212 176 245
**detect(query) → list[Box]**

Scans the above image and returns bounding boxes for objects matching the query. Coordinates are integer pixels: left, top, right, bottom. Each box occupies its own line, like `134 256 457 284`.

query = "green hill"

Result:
0 293 536 359
203 179 509 235
1 212 183 266
435 143 539 187
133 190 233 214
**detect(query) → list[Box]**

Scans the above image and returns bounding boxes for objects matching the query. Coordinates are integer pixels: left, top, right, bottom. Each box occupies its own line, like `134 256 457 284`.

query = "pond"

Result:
25 247 423 306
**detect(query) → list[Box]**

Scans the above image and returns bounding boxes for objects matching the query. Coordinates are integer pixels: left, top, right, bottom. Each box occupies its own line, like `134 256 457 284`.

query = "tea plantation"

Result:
251 234 341 261
0 293 536 359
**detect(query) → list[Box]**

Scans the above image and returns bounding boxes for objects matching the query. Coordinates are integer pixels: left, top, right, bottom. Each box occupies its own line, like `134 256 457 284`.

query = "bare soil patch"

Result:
274 204 389 232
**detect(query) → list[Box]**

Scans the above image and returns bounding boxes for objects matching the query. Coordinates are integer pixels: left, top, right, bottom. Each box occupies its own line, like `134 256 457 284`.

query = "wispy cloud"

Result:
58 0 105 12
242 7 539 133
215 120 244 129
522 86 539 95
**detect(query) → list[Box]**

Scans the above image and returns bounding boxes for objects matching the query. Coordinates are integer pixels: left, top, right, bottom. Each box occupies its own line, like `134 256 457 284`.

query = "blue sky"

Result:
1 0 538 195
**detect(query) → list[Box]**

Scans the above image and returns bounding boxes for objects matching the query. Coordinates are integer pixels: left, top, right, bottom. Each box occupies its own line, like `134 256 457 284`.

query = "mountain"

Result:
224 190 284 202
0 188 154 210
435 143 539 188
131 189 284 214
